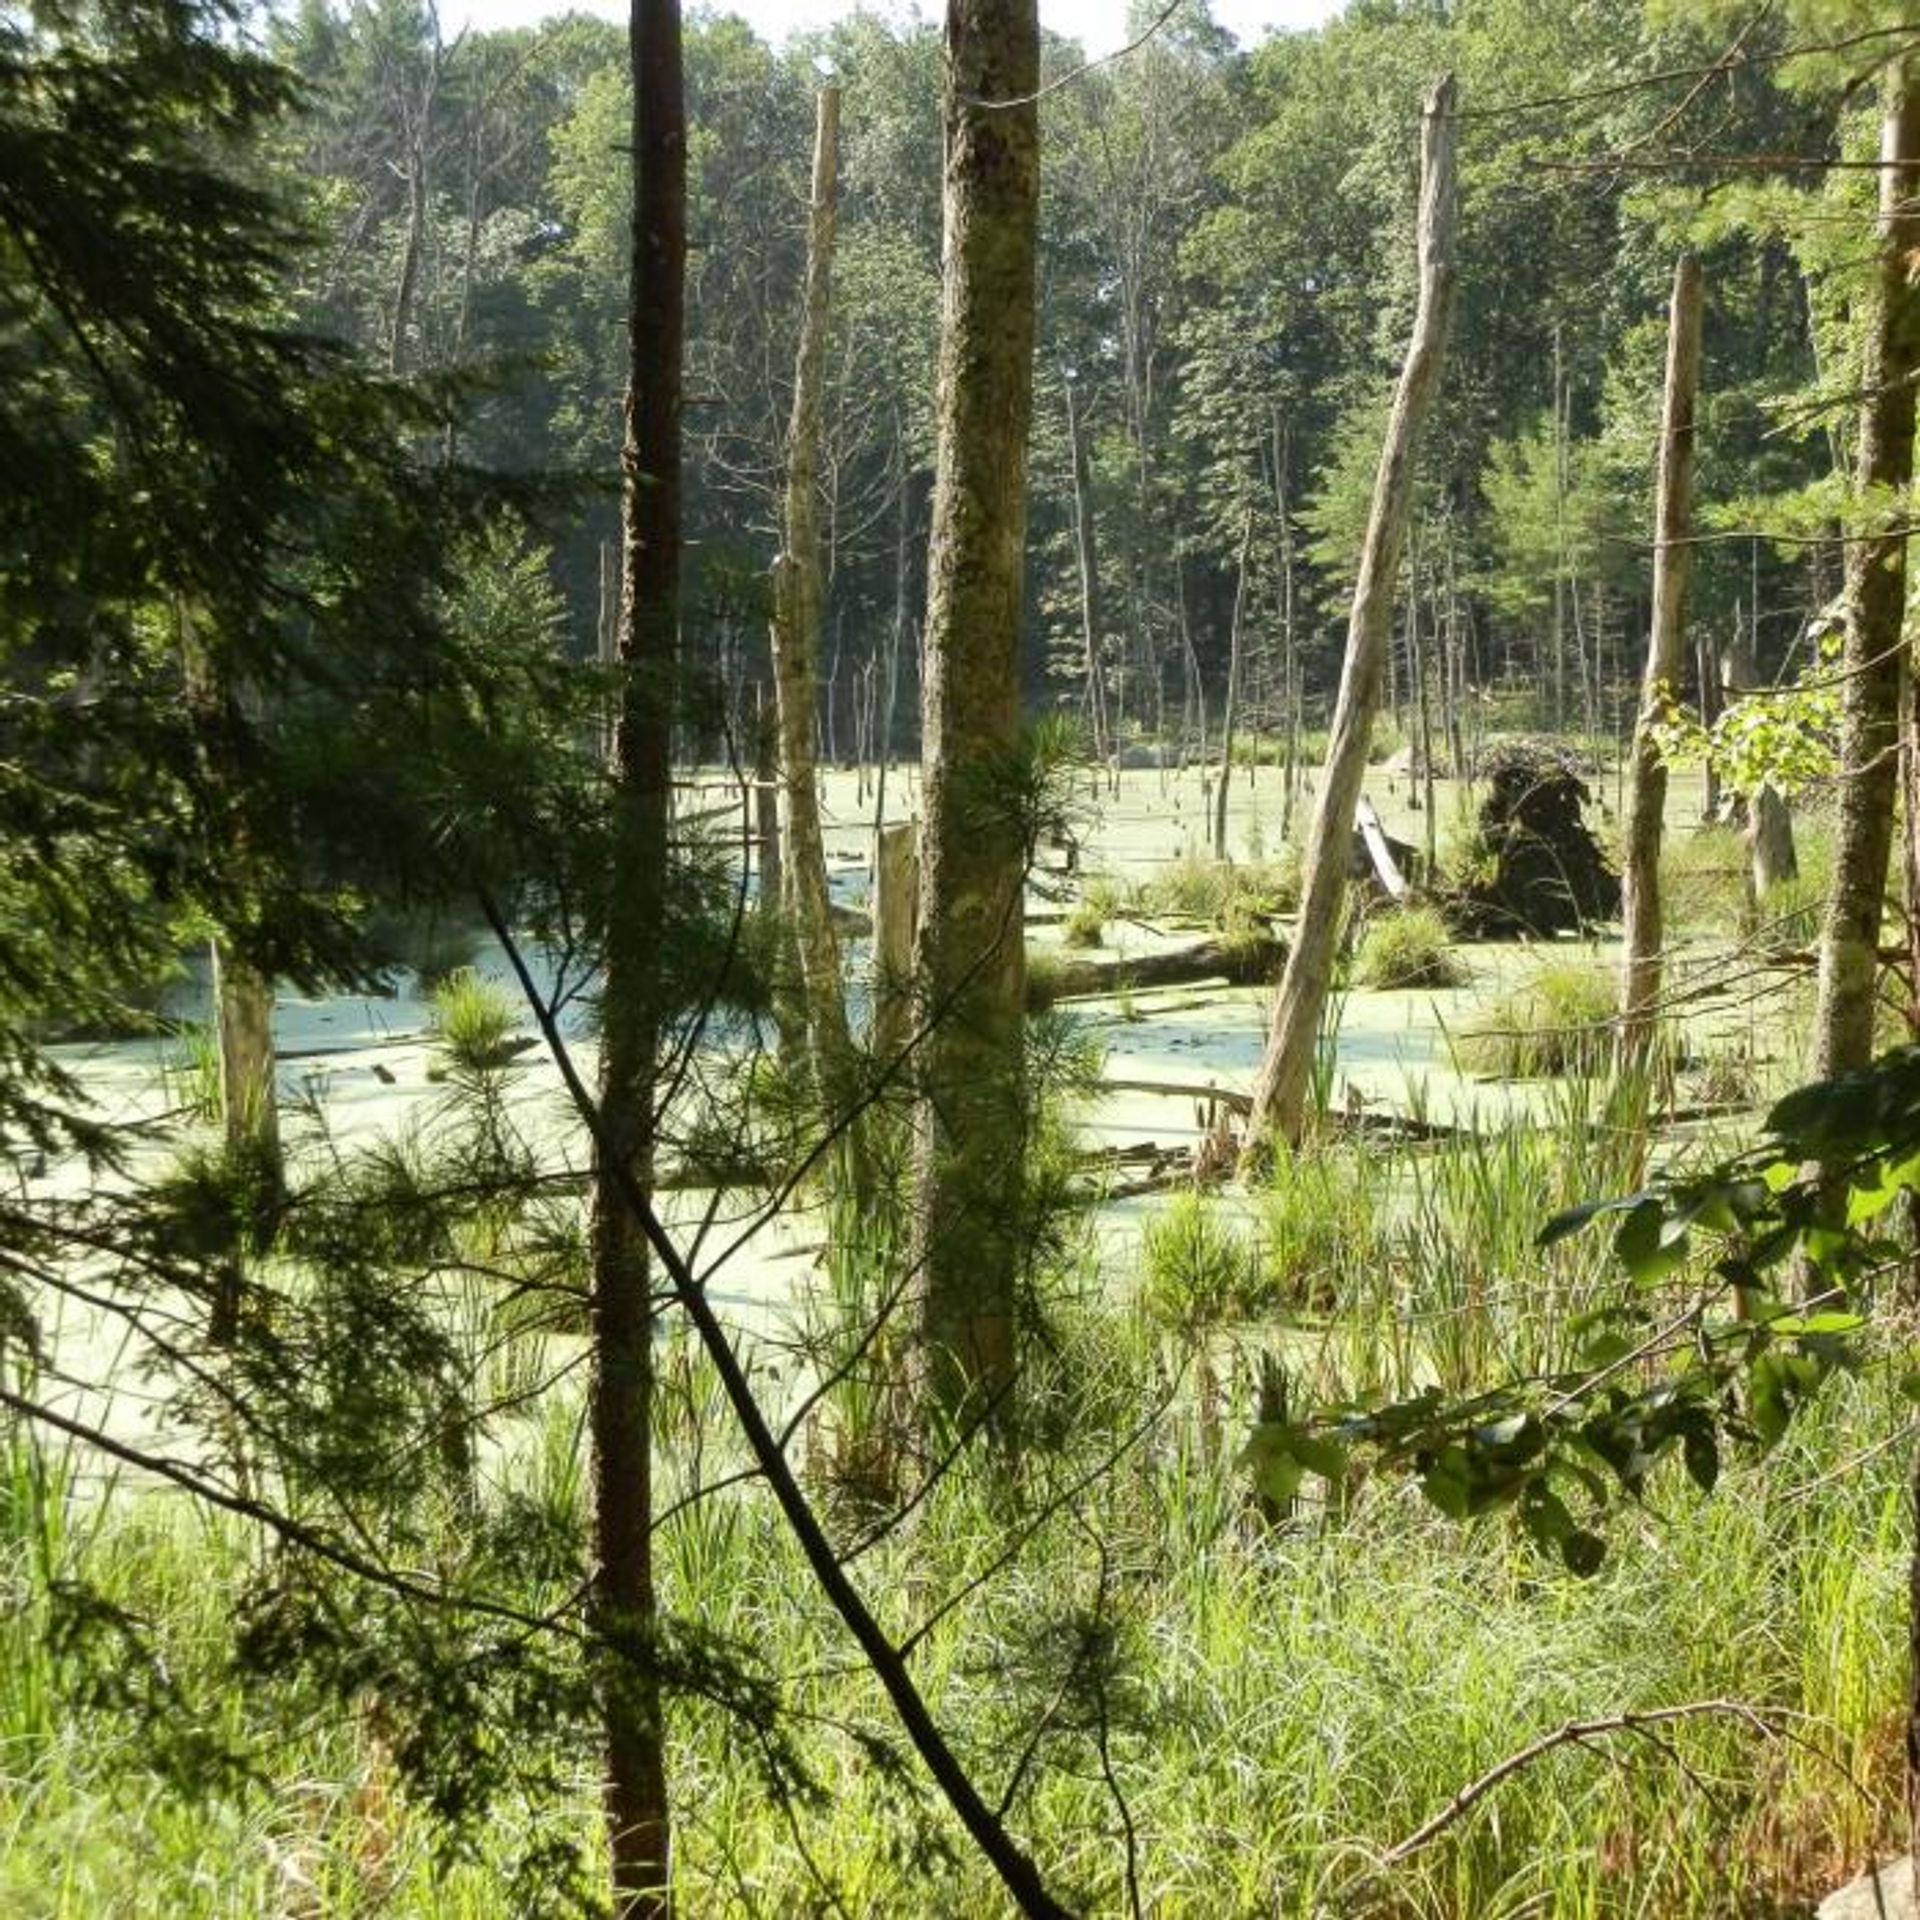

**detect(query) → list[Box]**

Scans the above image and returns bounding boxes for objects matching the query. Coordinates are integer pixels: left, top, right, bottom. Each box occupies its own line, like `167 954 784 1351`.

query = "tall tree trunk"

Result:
872 424 911 844
593 0 683 1905
1619 254 1705 1065
911 0 1040 1428
1246 75 1458 1151
754 682 782 921
771 84 862 1146
1697 628 1721 822
1279 428 1301 842
1212 514 1253 860
1064 372 1107 762
1818 67 1920 1078
1410 544 1437 878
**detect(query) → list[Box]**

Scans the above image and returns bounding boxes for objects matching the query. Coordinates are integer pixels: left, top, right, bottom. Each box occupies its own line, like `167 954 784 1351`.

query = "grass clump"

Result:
1257 1143 1392 1313
1061 898 1106 949
1139 1191 1262 1331
427 968 522 1077
1352 905 1466 990
1134 850 1299 925
1659 824 1749 940
1458 958 1617 1078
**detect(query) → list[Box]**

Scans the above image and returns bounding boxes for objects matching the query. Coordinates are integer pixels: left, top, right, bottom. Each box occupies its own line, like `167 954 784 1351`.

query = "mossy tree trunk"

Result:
592 0 683 1906
1816 66 1920 1079
1246 76 1458 1151
910 0 1040 1429
1619 253 1704 1065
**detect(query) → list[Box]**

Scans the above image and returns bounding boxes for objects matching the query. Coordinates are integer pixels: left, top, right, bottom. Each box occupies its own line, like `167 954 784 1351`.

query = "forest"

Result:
7 0 1920 1913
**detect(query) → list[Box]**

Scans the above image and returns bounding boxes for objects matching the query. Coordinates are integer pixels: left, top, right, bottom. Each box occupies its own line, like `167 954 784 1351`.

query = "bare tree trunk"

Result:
873 820 919 1063
593 0 683 1904
1722 630 1797 901
1444 526 1468 796
871 427 910 845
1817 66 1920 1079
1064 372 1107 762
1619 254 1705 1065
754 683 782 919
1409 538 1437 878
598 539 620 762
1212 515 1253 860
771 85 862 1139
1247 76 1458 1151
1697 628 1721 822
911 0 1039 1428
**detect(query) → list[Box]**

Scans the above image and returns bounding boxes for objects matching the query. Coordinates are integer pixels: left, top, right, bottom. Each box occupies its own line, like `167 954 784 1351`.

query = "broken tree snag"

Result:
1247 74 1459 1151
872 819 919 1061
1620 253 1705 1065
1818 62 1920 1079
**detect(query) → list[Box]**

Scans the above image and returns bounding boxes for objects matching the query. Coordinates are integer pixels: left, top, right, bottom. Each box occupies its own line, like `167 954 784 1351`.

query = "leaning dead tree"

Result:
771 82 864 1154
1246 74 1459 1150
1618 254 1704 1065
1820 60 1920 1077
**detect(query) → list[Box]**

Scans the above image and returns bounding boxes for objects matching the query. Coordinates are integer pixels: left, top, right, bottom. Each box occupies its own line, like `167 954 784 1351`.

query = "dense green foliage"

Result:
8 0 1920 1913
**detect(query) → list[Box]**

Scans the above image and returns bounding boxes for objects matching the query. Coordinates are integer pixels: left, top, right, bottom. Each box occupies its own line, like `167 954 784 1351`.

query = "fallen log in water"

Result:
1029 934 1285 1008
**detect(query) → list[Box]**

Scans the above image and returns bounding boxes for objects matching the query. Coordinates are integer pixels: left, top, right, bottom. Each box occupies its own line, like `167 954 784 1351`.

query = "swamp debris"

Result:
1448 741 1620 937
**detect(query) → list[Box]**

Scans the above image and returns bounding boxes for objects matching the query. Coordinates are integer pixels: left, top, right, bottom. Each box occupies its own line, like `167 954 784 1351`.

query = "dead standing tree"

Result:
1246 75 1459 1152
771 81 867 1187
1619 253 1704 1066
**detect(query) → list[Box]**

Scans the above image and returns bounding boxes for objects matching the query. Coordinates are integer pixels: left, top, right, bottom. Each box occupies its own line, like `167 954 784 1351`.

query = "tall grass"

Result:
0 1313 1904 1917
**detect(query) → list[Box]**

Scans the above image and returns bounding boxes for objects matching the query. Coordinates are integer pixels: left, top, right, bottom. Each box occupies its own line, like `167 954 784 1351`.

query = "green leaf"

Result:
1682 1423 1719 1494
1767 1311 1864 1338
1561 1529 1607 1577
1420 1446 1472 1520
1538 1194 1642 1249
1519 1483 1575 1549
1290 1432 1350 1482
1613 1199 1691 1286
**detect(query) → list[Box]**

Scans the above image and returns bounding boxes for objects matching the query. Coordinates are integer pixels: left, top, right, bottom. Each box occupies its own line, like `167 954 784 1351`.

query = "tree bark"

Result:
1816 67 1920 1079
593 0 683 1906
1064 371 1108 763
1212 515 1253 860
1619 254 1705 1065
1246 75 1459 1151
754 682 782 920
873 819 919 1061
771 84 862 1144
911 0 1040 1428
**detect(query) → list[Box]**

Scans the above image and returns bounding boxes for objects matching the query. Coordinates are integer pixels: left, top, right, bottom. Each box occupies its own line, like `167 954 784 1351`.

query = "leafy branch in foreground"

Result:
1249 1047 1920 1576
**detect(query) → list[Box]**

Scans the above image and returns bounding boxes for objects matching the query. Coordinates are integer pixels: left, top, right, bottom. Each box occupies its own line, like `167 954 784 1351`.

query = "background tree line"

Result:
261 0 1876 776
